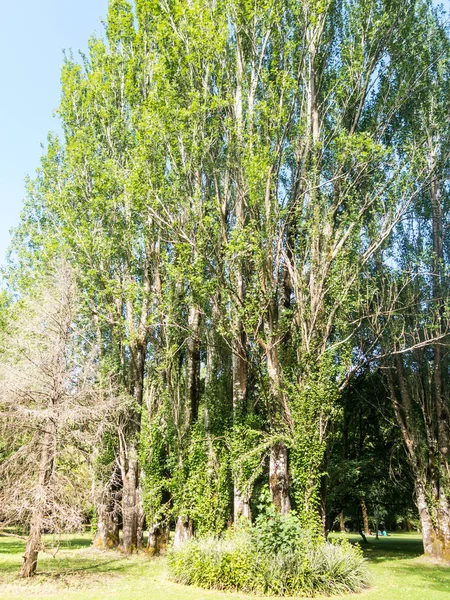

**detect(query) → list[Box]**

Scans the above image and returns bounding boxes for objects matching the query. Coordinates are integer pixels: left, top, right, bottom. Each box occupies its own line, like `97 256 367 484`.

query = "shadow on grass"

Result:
0 535 92 552
57 537 93 550
339 534 424 562
36 556 130 577
0 540 25 555
362 537 424 562
390 562 450 594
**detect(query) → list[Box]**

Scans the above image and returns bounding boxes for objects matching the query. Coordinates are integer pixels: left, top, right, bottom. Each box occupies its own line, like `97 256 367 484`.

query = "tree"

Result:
374 5 450 558
0 264 111 576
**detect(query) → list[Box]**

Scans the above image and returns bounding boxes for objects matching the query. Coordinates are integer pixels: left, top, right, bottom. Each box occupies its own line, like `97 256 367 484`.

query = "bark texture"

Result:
147 523 169 555
20 427 55 577
361 499 369 534
119 342 146 553
120 452 139 553
270 443 291 514
93 465 121 549
173 516 193 548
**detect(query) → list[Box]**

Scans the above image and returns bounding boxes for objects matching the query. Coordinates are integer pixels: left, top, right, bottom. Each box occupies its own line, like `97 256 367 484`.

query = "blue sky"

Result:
0 1 449 268
0 0 108 267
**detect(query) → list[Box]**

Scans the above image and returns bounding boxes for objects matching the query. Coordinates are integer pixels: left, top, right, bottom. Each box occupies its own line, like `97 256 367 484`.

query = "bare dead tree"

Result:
0 263 118 577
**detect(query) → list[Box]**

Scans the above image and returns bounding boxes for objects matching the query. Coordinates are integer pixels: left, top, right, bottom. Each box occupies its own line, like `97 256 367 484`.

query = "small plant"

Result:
253 504 315 556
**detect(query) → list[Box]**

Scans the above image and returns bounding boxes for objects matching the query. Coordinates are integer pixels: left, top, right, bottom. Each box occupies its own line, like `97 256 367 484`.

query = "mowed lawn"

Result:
0 532 449 600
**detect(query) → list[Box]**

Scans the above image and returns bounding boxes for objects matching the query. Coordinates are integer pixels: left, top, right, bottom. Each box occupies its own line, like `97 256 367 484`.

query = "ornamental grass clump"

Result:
168 532 262 592
168 512 371 596
305 541 372 596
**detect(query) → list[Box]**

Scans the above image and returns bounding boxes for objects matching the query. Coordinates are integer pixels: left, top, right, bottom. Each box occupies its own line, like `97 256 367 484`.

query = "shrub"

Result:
168 519 371 597
306 539 372 596
168 532 262 593
253 505 314 556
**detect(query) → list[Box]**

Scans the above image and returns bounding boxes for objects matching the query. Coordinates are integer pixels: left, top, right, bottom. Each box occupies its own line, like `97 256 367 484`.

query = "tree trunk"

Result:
415 480 440 557
173 516 193 548
20 513 42 578
265 333 291 515
234 485 252 524
430 160 450 559
20 426 55 577
148 523 169 555
270 443 291 514
120 342 146 554
93 465 121 549
361 499 369 534
172 305 201 541
121 453 139 553
339 511 345 533
136 487 146 549
386 364 445 556
232 327 251 524
94 503 120 549
436 493 450 560
231 38 252 523
319 473 328 536
186 306 201 425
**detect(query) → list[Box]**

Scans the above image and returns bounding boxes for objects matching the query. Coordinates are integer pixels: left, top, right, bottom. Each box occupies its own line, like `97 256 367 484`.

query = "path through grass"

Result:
0 533 448 599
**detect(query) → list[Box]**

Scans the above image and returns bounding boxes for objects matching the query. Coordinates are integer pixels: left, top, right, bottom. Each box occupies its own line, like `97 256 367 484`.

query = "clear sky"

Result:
0 0 108 268
0 1 449 268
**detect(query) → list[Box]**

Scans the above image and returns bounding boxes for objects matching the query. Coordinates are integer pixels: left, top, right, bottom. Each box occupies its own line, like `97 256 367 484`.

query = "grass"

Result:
0 532 449 599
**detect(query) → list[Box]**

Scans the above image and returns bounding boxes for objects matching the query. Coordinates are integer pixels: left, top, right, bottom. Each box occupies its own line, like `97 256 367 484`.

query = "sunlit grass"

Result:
0 532 448 599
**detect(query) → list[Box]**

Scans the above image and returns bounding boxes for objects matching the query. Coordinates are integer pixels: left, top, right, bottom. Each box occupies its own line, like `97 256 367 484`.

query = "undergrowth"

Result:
168 511 371 596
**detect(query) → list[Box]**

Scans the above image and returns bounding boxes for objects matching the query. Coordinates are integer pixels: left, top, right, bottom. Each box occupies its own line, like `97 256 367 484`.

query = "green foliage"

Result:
182 427 232 536
6 0 450 557
252 503 314 556
168 529 371 596
306 539 372 596
168 533 259 592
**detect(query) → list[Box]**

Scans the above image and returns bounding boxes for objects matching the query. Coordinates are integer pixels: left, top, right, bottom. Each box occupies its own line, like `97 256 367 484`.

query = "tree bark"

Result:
173 515 193 548
94 503 120 549
121 453 139 553
93 464 121 549
20 513 42 578
20 426 55 577
339 511 345 533
148 523 169 555
361 499 369 534
269 442 291 514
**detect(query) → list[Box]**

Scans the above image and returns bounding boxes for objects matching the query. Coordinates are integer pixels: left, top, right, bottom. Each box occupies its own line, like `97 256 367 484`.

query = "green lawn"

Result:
0 532 448 599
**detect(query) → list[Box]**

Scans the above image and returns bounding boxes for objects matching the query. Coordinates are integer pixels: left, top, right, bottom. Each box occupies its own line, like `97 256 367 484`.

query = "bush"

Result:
306 540 372 596
253 505 314 556
168 532 262 592
168 515 371 596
